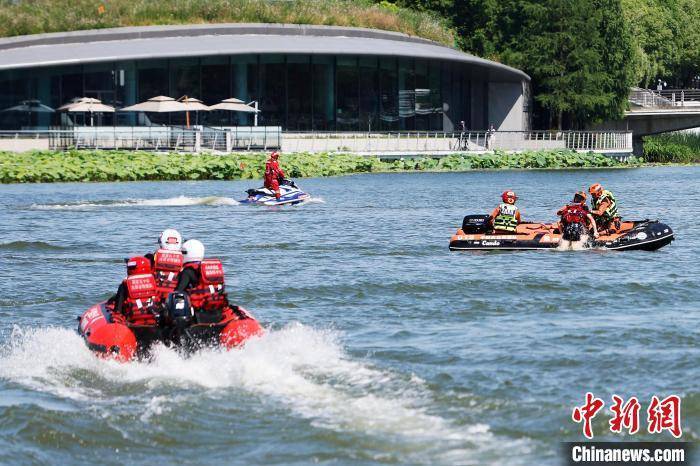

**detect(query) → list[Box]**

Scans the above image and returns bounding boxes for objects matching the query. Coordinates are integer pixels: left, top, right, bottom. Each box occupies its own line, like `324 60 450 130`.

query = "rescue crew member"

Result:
113 256 161 326
175 239 229 314
588 183 619 233
556 191 599 238
489 190 521 234
264 151 286 199
146 229 184 299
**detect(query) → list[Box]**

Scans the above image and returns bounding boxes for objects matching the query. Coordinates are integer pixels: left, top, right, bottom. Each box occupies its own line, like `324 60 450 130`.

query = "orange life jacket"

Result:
153 249 183 297
183 259 228 312
122 274 160 326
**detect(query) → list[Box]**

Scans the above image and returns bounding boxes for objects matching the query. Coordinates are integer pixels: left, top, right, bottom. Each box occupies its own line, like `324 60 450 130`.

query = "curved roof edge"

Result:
0 23 529 82
0 23 441 50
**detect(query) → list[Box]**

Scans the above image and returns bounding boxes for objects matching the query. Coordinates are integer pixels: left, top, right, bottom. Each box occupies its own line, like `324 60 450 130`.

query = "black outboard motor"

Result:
164 292 194 331
462 215 491 234
562 222 586 242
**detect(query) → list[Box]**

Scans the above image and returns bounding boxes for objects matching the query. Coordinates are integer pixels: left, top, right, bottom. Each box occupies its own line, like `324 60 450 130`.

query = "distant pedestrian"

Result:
486 123 496 150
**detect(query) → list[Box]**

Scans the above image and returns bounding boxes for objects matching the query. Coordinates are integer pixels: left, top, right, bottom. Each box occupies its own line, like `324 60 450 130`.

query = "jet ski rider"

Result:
490 190 521 234
589 183 620 234
264 151 286 200
556 191 599 238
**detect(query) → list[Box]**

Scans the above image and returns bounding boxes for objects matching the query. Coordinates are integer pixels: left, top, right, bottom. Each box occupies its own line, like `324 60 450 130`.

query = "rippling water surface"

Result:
0 167 698 465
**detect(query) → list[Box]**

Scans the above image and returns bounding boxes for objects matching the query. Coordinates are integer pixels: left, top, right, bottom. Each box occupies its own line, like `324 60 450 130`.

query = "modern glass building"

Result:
0 24 530 132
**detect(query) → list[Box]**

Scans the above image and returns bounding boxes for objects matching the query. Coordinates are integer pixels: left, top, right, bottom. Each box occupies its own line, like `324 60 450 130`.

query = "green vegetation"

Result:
390 0 700 128
643 133 700 163
0 0 454 45
0 150 636 183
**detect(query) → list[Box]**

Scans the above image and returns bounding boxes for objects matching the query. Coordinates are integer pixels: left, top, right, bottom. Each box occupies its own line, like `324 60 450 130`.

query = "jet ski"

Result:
240 179 310 206
449 215 674 251
77 292 263 362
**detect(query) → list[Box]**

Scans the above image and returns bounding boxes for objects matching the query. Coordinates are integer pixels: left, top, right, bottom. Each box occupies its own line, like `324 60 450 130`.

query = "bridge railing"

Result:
628 87 674 108
281 130 632 154
657 89 700 106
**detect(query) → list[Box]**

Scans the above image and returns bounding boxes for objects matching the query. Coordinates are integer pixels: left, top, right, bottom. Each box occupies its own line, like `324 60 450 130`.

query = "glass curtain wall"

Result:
259 54 285 127
0 55 467 131
312 55 334 130
286 55 312 131
359 57 379 132
201 56 231 126
336 56 359 131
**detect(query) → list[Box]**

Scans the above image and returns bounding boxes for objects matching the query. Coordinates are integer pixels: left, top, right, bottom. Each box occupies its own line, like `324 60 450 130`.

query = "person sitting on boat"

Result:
556 191 599 239
489 190 521 234
264 151 286 200
589 183 620 233
145 229 184 299
112 256 161 326
175 239 230 316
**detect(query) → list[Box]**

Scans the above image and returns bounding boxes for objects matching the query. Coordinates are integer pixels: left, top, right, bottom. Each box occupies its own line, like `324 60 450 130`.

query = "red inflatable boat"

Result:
77 299 263 362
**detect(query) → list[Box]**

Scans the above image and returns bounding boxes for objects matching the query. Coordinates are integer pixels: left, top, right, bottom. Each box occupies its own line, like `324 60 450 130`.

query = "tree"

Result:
390 0 637 128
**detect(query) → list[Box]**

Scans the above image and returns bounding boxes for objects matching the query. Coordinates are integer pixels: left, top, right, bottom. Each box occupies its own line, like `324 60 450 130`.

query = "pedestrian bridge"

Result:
597 87 700 137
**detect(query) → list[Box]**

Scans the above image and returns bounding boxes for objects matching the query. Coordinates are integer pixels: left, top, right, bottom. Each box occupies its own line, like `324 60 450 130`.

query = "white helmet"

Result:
182 239 204 263
158 229 182 251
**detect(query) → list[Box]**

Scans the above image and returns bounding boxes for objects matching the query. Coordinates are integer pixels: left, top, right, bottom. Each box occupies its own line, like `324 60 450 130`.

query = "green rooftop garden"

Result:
0 0 455 46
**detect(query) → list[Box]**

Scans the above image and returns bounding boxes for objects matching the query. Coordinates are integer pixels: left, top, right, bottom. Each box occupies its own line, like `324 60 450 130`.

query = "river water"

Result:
0 167 697 465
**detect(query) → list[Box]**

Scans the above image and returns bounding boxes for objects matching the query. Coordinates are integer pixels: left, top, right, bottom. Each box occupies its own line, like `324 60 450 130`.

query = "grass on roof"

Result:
0 0 455 46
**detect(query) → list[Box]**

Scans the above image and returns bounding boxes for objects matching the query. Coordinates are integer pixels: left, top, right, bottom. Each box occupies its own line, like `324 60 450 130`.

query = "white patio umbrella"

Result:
208 98 259 113
208 98 260 125
177 96 209 128
120 95 187 113
58 97 115 126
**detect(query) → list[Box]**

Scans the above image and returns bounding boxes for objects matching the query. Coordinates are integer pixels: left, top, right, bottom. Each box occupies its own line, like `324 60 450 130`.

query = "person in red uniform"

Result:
145 229 184 299
175 239 245 320
113 256 161 326
264 151 286 199
556 191 599 238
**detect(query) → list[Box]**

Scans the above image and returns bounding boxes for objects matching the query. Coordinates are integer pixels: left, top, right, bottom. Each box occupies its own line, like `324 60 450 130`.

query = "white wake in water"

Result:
31 196 240 210
0 324 490 451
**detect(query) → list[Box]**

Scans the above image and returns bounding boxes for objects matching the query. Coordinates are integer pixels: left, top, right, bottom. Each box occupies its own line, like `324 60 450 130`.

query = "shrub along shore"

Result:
0 150 641 184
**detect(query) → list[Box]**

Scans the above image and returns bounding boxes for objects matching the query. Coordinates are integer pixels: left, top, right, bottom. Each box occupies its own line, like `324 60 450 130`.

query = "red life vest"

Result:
184 259 228 311
561 203 589 225
153 249 183 297
122 274 160 326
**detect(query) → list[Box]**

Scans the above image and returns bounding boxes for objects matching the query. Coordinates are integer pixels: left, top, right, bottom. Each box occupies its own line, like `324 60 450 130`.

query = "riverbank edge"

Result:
0 149 686 184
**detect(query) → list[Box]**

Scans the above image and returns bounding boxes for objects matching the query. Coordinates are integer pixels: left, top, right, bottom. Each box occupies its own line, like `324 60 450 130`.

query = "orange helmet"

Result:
126 256 152 276
573 191 587 203
502 190 517 204
589 183 603 196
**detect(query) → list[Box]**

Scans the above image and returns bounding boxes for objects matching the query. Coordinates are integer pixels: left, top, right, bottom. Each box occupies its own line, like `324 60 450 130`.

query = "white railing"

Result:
657 89 700 107
0 126 283 152
628 87 674 108
0 128 631 154
282 130 632 154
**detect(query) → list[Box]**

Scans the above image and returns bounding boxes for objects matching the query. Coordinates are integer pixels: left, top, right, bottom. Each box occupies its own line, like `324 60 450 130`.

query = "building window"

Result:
259 54 285 127
379 57 398 131
287 55 312 131
312 55 334 131
336 56 359 131
359 56 379 132
201 56 231 126
398 58 415 131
